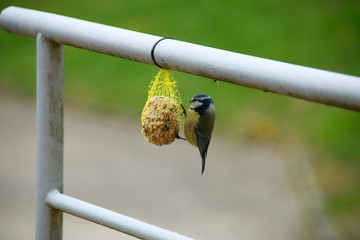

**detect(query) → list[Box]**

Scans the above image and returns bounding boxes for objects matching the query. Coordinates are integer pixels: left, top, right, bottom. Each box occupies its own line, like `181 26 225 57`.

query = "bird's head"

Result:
189 94 214 115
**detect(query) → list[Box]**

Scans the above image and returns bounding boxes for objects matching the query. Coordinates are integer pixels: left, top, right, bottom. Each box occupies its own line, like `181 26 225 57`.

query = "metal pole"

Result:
47 190 195 240
36 33 64 240
1 6 360 111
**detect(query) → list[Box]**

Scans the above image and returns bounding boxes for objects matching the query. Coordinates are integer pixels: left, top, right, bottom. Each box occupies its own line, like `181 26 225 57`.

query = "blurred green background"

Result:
1 0 359 239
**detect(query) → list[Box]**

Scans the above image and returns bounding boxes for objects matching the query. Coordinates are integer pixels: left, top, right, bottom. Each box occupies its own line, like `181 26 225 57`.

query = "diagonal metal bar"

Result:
47 190 195 240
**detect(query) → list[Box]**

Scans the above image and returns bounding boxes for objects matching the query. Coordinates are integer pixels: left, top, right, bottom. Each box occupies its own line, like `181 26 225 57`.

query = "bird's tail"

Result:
201 154 206 175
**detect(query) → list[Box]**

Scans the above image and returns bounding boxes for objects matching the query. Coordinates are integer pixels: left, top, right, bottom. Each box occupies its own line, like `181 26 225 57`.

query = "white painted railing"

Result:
1 6 359 240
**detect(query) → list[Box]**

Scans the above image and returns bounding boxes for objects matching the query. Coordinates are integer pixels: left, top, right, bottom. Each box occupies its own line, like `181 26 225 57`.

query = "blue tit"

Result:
184 94 215 174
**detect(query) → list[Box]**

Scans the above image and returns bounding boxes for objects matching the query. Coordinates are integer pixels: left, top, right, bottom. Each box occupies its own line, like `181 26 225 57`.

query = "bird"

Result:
184 94 215 174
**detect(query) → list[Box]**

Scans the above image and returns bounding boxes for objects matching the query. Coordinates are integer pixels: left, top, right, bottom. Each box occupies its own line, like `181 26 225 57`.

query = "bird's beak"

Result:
189 101 195 110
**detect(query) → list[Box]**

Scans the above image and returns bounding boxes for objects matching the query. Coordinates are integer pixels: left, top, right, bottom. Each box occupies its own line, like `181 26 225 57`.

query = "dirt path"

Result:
0 96 306 240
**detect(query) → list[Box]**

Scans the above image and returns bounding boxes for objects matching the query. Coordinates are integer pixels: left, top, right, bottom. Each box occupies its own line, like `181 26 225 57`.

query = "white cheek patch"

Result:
205 103 215 115
190 101 203 109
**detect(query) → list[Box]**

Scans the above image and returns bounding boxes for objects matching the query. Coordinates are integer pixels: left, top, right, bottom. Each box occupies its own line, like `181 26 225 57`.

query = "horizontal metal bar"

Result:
46 190 195 240
1 6 360 111
0 6 159 64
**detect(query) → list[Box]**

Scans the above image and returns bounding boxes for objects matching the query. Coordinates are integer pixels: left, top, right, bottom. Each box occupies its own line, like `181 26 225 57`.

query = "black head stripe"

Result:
194 99 212 114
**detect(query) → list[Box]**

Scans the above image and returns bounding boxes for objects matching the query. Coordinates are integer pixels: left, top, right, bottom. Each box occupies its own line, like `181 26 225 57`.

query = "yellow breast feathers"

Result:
184 109 200 147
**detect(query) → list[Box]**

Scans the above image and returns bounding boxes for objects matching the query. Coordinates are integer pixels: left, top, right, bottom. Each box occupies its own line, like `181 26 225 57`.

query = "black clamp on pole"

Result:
150 37 173 68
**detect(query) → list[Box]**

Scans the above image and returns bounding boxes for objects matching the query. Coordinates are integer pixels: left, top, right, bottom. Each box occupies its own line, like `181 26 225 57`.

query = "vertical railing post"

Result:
36 33 64 240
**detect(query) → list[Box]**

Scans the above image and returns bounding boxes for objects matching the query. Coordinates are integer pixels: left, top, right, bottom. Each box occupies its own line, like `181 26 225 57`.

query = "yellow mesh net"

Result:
141 69 183 146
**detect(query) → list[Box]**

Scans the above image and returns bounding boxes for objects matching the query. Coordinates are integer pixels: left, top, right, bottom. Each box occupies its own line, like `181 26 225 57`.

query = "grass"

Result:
1 0 360 238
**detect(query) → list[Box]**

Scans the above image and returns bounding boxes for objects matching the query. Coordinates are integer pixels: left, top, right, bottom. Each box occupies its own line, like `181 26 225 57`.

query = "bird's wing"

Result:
195 126 210 174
